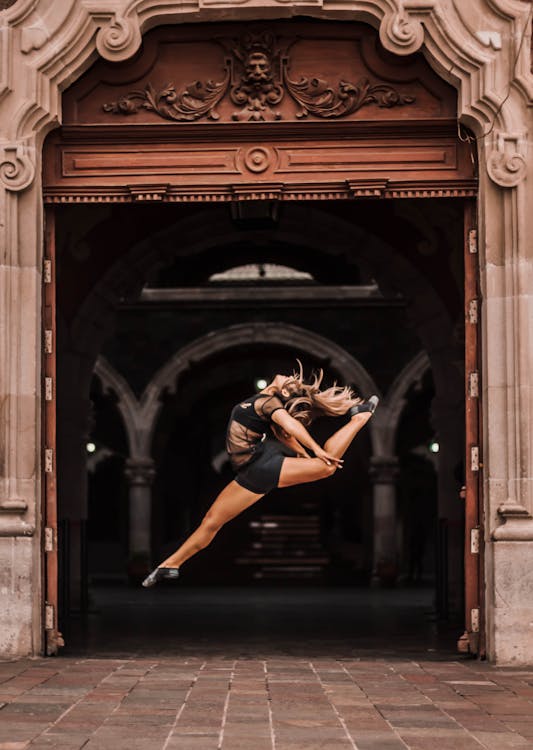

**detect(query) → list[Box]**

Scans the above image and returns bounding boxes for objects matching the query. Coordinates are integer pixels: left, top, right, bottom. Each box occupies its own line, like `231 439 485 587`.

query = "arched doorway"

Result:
42 18 479 655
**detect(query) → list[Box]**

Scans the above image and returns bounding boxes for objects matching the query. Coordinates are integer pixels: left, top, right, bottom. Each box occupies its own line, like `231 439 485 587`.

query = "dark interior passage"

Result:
55 198 465 649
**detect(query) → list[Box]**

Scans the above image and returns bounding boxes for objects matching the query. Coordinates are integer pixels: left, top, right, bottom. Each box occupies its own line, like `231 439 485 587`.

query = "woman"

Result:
142 362 378 587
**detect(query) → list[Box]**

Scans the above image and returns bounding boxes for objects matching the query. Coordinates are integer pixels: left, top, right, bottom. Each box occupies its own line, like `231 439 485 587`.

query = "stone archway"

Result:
94 339 434 590
59 204 463 589
0 0 531 661
55 198 460 626
92 323 381 566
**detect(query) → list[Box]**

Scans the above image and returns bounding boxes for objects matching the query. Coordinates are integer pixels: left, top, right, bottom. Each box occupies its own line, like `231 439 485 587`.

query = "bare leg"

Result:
279 411 373 488
159 480 263 569
323 411 372 458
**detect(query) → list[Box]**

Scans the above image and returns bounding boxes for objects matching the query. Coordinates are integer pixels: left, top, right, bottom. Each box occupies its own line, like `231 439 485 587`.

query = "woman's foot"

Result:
142 566 180 588
349 395 379 417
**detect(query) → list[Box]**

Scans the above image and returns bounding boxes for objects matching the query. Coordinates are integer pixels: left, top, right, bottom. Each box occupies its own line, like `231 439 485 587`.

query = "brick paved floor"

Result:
2 587 533 749
1 656 533 749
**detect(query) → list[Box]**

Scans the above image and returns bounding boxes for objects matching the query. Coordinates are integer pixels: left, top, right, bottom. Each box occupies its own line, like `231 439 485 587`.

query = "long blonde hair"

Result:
274 360 361 426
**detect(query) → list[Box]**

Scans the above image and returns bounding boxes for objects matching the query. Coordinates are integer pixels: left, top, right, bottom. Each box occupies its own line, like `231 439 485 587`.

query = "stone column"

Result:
124 458 156 563
482 127 533 663
0 147 41 657
370 456 399 584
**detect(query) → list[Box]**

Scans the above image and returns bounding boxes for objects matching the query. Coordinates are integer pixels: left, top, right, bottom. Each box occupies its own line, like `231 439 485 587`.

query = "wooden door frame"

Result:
43 206 64 655
457 198 484 657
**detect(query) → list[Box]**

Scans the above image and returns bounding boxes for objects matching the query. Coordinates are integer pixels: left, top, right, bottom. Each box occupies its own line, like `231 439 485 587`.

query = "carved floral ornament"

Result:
103 32 416 122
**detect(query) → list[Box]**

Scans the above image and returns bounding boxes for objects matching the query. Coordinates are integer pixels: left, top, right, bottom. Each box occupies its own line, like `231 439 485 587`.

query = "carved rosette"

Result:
103 32 416 123
243 146 273 173
487 133 527 188
0 144 35 192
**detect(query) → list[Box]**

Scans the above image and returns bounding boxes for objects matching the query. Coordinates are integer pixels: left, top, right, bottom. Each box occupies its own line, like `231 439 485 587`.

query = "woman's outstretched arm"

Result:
271 409 343 467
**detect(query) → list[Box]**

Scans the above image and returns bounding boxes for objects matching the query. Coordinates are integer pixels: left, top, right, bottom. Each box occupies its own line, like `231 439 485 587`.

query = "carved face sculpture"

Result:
244 51 272 85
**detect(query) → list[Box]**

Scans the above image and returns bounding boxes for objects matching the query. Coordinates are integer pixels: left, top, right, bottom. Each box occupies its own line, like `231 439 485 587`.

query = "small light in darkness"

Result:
255 378 268 391
86 442 96 454
429 441 440 454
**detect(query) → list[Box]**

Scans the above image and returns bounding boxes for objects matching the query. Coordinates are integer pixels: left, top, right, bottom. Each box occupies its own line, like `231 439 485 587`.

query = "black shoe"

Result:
142 567 180 588
349 395 379 417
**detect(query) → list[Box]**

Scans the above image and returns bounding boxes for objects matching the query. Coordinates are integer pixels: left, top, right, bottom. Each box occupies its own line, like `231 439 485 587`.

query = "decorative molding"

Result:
94 12 142 63
475 30 502 50
493 501 533 541
0 143 35 191
284 71 415 119
379 7 428 56
0 497 28 513
42 180 478 204
103 74 230 121
102 31 416 123
243 146 273 173
487 131 527 187
21 21 50 53
0 520 35 537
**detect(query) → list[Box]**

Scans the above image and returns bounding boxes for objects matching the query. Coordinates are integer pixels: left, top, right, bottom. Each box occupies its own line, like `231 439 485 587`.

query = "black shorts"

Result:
235 439 296 495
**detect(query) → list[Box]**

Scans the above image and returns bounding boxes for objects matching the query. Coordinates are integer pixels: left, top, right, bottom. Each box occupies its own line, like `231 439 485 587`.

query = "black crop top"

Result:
226 393 285 470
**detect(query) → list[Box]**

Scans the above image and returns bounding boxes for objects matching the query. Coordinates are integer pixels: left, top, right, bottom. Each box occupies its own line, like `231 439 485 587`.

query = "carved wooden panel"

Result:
43 124 476 202
46 20 475 202
62 21 457 125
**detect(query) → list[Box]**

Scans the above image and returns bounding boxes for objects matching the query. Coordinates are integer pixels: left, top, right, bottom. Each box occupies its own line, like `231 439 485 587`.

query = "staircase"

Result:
235 508 329 581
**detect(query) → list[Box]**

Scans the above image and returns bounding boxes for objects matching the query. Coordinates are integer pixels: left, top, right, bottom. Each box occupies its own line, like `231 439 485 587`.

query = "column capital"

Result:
370 456 399 484
124 457 156 486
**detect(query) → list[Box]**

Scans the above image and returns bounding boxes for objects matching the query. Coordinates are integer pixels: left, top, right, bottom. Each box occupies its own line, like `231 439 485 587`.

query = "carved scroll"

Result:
103 71 230 121
0 144 35 191
283 72 415 119
487 132 527 188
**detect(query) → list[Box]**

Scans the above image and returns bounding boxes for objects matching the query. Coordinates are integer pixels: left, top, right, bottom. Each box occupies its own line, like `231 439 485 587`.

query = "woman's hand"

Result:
314 447 344 468
272 410 343 467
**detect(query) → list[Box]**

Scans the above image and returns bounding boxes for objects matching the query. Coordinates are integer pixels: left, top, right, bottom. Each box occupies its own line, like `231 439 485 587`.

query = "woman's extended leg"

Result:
159 480 263 569
278 411 372 488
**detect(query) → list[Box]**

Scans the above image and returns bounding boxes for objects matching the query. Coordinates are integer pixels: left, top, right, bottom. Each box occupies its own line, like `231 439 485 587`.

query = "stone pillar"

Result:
124 458 156 564
0 148 42 657
370 456 399 584
482 128 533 663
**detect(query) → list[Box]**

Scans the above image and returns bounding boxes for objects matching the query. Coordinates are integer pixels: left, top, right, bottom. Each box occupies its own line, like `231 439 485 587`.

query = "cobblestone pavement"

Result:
1 656 533 750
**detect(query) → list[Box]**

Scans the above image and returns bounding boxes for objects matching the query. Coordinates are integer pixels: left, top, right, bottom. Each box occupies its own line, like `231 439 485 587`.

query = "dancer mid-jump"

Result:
143 362 378 587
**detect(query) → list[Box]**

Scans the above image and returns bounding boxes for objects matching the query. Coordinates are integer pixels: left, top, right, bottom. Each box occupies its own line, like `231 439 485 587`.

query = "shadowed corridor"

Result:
63 585 461 660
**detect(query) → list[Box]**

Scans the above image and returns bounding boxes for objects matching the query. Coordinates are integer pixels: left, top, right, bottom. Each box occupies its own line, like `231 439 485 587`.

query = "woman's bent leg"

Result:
278 412 373 488
159 480 263 569
278 456 336 488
